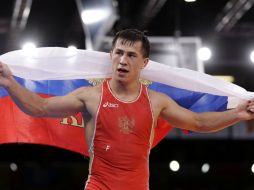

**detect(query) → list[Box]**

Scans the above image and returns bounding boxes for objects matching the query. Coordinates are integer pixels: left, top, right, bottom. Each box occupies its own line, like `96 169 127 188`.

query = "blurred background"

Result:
1 0 254 189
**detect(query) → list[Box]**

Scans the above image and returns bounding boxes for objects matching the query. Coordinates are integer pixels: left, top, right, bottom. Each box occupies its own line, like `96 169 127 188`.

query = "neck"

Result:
109 78 141 101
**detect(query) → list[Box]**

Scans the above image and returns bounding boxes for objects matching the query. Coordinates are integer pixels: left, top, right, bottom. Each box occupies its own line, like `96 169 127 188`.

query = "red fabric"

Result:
0 95 174 157
152 117 174 148
85 80 153 190
0 95 89 156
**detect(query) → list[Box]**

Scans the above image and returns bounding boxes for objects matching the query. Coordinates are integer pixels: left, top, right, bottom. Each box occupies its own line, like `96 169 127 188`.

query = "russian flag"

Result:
0 47 253 156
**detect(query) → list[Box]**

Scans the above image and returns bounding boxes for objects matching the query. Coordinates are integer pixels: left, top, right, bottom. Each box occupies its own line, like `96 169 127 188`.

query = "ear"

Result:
141 58 149 69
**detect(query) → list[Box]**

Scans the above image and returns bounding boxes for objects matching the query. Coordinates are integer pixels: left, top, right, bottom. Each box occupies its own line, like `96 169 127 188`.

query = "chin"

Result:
116 77 127 82
114 76 129 83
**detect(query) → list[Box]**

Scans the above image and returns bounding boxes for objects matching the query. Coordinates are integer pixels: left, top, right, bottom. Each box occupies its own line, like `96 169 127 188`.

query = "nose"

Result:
120 55 127 66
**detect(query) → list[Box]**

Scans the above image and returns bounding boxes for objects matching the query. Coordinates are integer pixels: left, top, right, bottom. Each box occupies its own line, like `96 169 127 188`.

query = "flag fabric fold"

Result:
0 47 253 156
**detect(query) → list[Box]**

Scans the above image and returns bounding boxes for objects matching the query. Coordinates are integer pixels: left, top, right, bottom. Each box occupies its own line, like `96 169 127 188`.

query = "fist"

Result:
247 99 254 113
0 61 13 87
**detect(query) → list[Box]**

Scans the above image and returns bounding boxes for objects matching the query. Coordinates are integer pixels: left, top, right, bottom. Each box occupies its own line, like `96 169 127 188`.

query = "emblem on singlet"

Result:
118 116 135 134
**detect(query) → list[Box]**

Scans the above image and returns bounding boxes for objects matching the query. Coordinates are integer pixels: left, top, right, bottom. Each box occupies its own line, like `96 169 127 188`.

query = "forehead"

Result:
114 39 143 53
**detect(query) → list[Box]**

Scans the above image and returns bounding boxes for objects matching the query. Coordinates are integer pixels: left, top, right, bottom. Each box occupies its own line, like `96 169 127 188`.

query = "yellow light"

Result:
214 75 235 83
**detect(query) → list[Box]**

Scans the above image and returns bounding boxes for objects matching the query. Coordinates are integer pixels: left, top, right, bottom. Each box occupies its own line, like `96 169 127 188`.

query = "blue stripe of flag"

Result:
0 76 228 112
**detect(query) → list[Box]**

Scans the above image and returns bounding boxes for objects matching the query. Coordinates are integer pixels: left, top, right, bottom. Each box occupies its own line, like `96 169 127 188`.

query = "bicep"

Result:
44 89 85 118
160 95 198 131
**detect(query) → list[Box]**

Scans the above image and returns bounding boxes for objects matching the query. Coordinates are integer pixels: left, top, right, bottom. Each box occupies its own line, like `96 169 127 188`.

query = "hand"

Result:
0 61 13 88
237 99 254 120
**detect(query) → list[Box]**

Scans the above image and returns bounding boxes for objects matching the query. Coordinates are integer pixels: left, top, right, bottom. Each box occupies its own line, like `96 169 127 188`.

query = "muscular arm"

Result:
153 92 254 133
8 78 85 118
1 62 85 118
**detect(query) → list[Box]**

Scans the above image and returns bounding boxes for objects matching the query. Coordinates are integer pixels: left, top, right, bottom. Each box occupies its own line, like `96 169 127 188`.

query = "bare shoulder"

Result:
70 85 101 102
147 89 173 117
148 89 172 105
74 85 101 95
70 84 102 116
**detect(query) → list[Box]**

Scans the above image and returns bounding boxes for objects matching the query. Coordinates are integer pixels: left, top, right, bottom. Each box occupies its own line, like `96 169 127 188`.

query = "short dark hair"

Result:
111 29 150 58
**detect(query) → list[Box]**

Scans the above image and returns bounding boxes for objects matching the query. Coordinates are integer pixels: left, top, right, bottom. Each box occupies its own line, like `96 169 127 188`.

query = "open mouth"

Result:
117 68 129 73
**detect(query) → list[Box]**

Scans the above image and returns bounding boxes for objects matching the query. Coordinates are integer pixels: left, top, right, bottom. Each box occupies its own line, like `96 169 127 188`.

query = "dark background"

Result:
1 0 254 189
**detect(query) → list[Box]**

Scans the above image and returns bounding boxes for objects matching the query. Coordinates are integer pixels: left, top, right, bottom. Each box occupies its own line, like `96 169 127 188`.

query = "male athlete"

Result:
0 29 254 190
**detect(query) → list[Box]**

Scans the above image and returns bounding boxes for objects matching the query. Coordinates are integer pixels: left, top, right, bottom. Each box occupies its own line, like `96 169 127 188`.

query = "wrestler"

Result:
0 29 254 190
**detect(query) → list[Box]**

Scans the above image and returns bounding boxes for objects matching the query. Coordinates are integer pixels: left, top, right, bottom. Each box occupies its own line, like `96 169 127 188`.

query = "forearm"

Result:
158 90 254 133
194 109 240 133
5 77 46 117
